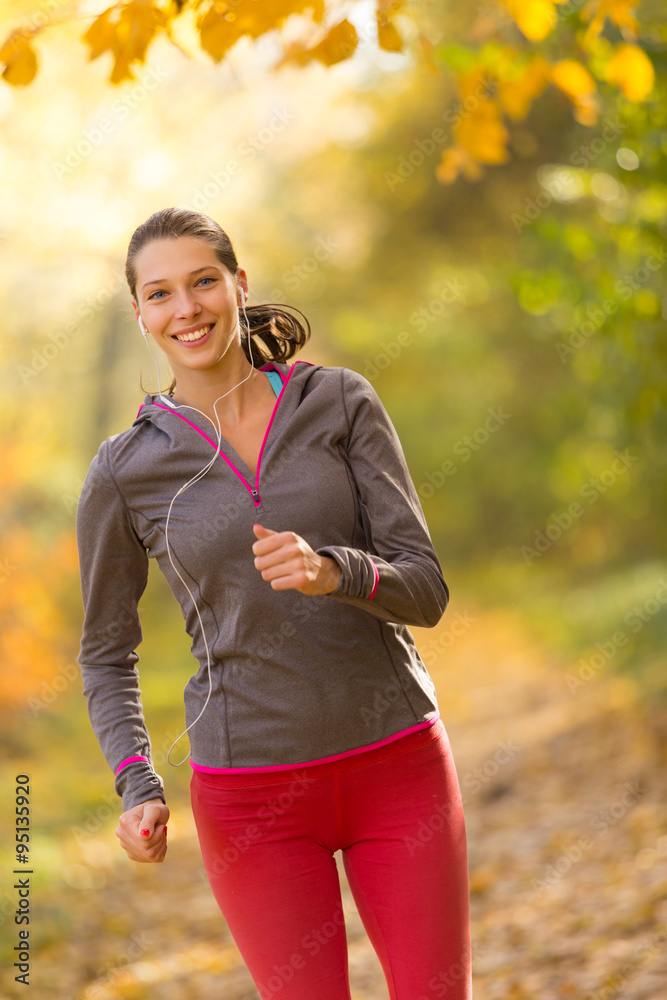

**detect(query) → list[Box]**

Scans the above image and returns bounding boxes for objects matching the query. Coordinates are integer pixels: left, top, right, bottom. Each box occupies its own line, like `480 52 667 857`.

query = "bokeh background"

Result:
0 0 666 997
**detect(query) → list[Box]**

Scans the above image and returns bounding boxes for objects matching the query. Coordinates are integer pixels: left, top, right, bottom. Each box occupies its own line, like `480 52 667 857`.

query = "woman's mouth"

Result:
172 323 215 346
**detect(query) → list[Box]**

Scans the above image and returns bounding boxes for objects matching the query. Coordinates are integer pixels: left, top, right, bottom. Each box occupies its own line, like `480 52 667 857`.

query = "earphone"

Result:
137 285 254 767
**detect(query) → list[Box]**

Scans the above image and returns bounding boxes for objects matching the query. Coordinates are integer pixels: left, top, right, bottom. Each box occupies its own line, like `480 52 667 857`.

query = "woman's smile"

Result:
171 321 216 346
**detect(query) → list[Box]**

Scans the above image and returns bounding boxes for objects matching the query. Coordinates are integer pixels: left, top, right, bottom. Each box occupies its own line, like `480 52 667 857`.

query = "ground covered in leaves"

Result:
2 606 665 1000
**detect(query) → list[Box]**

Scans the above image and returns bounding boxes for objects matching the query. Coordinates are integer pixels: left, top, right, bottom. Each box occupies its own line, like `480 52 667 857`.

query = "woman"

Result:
75 207 472 1000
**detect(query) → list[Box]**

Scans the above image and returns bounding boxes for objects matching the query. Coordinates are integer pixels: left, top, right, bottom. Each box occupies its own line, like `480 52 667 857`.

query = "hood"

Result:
131 358 324 431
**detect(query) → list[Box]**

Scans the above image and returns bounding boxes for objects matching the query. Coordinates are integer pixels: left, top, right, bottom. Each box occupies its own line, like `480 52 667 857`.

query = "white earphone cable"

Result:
138 293 255 767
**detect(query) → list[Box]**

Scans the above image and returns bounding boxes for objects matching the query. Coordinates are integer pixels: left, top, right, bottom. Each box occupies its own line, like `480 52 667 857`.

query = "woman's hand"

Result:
251 524 342 596
115 797 170 863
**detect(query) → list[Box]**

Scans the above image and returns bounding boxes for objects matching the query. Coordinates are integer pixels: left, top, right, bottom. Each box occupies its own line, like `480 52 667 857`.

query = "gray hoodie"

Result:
75 360 449 811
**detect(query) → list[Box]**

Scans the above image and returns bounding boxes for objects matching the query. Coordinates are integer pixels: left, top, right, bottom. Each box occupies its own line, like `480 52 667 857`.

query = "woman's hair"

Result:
125 207 311 396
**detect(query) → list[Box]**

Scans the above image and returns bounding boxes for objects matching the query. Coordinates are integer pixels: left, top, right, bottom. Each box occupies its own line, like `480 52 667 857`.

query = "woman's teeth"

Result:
175 324 212 342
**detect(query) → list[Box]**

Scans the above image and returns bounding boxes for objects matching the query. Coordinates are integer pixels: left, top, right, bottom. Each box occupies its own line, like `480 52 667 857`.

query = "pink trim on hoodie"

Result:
368 559 379 600
190 713 440 774
115 755 149 775
135 361 317 506
255 361 307 491
150 402 261 500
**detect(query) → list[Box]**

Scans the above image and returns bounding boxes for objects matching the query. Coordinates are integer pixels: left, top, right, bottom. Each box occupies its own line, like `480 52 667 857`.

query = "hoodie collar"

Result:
131 359 320 433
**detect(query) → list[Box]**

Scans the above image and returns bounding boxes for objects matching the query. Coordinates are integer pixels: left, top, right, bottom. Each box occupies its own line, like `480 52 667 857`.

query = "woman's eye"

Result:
148 277 216 300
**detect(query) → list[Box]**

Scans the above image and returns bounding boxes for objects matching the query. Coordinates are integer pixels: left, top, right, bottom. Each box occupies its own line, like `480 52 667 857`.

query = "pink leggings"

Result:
190 717 471 1000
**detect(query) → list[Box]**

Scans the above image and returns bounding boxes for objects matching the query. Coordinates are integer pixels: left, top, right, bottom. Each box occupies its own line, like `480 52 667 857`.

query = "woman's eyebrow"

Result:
141 266 221 291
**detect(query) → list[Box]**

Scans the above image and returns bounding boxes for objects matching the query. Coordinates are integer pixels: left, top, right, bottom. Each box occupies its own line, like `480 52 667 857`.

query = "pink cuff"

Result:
368 559 379 600
115 755 149 776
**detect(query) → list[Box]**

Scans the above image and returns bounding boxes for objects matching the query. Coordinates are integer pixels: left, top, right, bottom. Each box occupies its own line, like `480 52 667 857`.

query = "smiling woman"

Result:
124 207 311 427
74 206 472 1000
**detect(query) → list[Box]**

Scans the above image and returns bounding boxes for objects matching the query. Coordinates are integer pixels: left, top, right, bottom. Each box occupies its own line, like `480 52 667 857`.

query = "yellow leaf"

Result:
377 12 403 53
453 99 510 164
571 93 600 126
436 147 484 184
117 0 168 62
0 32 38 86
581 0 639 45
550 59 599 125
275 39 313 69
82 0 167 79
198 5 237 62
200 0 326 63
550 58 595 98
606 0 639 33
309 18 358 66
436 148 463 184
502 0 559 40
81 8 116 62
497 56 551 120
605 43 654 101
457 65 495 103
110 52 136 85
417 31 440 77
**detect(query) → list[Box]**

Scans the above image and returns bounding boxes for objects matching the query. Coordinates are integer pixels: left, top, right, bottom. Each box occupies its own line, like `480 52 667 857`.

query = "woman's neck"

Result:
169 353 262 428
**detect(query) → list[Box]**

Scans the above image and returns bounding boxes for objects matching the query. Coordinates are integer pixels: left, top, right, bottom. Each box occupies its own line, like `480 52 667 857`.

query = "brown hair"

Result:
125 207 311 396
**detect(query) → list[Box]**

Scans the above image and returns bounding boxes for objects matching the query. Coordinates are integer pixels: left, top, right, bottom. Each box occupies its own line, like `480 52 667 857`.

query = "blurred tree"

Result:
0 0 657 185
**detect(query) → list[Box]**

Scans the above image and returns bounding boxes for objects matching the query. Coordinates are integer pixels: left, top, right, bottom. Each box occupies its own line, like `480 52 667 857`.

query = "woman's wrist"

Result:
319 556 342 595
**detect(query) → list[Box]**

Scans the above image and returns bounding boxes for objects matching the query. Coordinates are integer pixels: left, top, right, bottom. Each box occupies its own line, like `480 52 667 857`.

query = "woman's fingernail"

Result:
163 826 167 833
140 828 150 836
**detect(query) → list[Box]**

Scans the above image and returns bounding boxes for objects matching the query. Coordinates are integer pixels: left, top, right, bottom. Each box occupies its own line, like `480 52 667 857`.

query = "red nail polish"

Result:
163 825 167 832
140 828 150 836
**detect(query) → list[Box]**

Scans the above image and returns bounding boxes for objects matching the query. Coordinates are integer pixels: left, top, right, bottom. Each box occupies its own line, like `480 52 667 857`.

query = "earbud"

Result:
138 315 148 337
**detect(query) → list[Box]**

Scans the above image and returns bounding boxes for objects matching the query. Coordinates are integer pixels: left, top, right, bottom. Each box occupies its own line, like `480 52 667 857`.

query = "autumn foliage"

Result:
0 0 655 185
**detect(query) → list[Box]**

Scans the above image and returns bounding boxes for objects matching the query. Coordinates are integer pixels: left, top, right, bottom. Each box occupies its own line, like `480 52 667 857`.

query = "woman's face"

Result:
131 236 248 377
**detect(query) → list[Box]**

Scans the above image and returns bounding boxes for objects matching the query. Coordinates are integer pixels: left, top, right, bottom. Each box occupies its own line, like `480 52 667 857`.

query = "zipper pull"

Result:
251 487 260 502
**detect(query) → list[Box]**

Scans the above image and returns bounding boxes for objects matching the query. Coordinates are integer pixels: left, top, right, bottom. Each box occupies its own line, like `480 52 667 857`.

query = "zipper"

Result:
148 361 315 507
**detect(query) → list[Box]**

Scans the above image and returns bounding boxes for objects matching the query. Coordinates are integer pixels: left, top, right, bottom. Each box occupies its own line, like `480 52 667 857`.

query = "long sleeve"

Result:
75 438 166 813
315 368 450 628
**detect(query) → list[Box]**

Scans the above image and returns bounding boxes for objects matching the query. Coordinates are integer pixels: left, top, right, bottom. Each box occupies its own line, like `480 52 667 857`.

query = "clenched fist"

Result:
251 524 342 595
115 797 170 863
